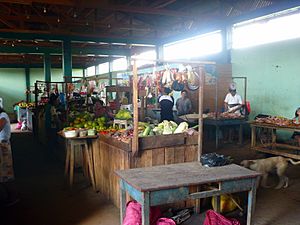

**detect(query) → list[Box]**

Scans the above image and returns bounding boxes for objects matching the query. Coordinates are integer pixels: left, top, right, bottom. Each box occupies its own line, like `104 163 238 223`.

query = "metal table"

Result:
116 162 260 225
204 118 247 149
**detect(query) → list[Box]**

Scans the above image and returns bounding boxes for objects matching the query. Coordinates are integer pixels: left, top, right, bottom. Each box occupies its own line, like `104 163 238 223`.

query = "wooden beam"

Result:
132 59 139 157
151 0 177 9
0 0 193 17
0 16 16 28
0 45 131 56
0 30 158 45
2 14 155 32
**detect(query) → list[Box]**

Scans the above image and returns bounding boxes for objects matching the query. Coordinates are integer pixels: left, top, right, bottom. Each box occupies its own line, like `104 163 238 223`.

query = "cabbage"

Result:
174 122 189 134
153 126 163 135
163 121 173 135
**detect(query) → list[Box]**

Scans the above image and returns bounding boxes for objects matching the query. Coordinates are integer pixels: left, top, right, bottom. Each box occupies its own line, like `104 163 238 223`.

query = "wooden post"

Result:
132 60 139 156
196 66 205 214
198 67 204 162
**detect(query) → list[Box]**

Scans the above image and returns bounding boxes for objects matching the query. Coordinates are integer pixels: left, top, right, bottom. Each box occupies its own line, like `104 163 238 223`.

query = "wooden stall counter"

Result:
250 121 300 160
92 133 199 207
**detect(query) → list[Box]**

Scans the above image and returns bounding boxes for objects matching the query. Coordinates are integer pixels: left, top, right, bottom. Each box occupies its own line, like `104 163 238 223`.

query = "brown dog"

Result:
241 156 300 189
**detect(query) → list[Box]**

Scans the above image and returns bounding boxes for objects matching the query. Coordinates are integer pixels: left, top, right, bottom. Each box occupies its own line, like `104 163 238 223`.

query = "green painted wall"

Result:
0 68 83 113
232 38 300 139
232 38 300 120
29 68 83 86
0 68 26 112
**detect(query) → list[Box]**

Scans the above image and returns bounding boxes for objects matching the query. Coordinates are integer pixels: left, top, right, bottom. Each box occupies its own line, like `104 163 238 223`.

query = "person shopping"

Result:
176 90 192 116
0 104 18 206
158 87 174 122
292 107 300 146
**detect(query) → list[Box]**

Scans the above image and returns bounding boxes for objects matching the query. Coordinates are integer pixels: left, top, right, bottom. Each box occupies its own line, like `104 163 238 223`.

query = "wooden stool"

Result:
113 119 131 129
64 139 96 190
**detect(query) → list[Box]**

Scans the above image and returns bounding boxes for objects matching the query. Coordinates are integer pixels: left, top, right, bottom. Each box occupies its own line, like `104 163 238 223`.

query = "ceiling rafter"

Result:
0 15 17 28
1 14 157 31
0 2 20 15
0 0 193 17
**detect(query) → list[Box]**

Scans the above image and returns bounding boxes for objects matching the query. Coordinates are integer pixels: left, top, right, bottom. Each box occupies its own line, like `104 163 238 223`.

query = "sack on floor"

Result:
156 218 176 225
203 210 240 225
200 153 233 167
122 201 162 225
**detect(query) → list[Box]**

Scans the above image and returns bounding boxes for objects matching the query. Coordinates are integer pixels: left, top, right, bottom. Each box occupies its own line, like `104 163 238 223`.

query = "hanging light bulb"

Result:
57 17 60 23
73 11 77 18
43 7 47 13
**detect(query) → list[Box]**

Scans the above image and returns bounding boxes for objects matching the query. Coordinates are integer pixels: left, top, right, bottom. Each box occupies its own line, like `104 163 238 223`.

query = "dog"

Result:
241 156 300 189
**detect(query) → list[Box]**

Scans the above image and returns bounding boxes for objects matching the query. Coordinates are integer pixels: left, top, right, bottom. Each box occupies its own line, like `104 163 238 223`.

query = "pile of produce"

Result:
110 129 133 143
205 112 244 119
103 120 191 144
255 116 299 127
17 102 36 109
68 112 108 131
115 109 132 120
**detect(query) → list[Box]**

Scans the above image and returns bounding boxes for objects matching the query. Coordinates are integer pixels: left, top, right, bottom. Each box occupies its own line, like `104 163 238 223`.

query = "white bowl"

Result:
64 130 78 138
79 130 87 137
87 129 96 136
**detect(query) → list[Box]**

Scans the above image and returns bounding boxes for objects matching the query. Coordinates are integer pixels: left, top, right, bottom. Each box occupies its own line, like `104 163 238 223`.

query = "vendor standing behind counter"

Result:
158 87 174 122
224 84 243 115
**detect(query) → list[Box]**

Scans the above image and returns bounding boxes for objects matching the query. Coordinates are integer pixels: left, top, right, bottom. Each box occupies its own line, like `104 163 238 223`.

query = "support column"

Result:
109 59 113 86
25 67 30 102
95 64 99 75
155 45 164 64
44 53 51 82
221 26 231 64
82 68 86 78
63 39 72 82
126 56 131 70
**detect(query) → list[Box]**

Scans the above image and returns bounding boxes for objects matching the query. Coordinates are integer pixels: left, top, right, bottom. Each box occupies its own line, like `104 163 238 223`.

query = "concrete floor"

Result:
1 132 300 225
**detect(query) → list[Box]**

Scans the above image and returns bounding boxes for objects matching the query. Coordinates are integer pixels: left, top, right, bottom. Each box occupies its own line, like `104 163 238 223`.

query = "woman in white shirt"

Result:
0 105 18 206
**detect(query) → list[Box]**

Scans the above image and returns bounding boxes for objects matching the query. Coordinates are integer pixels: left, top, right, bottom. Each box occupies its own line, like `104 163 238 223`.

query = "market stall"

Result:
59 59 215 207
202 76 248 149
250 116 300 159
92 60 208 207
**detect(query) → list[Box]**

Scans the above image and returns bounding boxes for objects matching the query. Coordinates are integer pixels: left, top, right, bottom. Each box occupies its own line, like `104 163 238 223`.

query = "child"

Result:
292 107 300 145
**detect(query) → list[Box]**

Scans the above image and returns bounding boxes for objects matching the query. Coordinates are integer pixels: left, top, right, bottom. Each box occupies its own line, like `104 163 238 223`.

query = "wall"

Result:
0 68 26 112
0 68 83 113
232 38 300 139
231 38 300 120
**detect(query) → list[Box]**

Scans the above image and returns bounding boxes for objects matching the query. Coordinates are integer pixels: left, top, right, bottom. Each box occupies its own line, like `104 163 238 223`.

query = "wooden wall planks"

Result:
94 138 198 208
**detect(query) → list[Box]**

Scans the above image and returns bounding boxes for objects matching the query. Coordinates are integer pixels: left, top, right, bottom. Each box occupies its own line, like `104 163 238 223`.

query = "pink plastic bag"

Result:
156 218 176 225
203 210 241 225
123 201 162 225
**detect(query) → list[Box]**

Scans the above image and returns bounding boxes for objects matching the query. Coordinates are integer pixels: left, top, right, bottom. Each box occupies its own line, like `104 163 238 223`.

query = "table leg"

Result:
64 141 70 176
239 124 243 145
251 126 256 148
272 129 276 149
216 126 219 149
70 143 75 189
247 178 258 225
213 195 221 213
120 182 126 225
142 192 150 225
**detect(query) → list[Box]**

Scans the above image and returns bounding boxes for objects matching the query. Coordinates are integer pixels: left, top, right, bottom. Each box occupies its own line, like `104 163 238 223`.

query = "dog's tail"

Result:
287 158 300 165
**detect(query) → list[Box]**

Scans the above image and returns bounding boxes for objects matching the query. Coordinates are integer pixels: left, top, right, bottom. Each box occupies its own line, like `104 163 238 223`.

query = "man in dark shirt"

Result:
158 88 174 122
176 90 192 116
